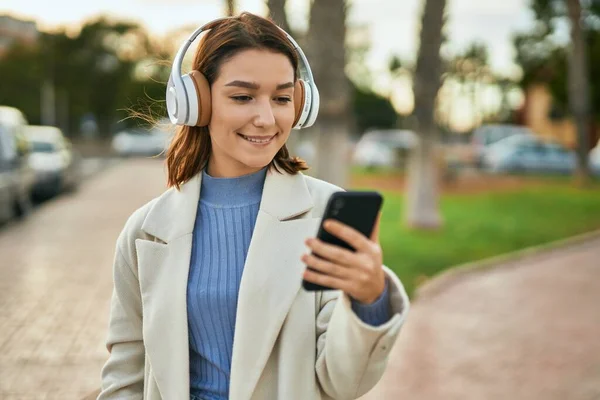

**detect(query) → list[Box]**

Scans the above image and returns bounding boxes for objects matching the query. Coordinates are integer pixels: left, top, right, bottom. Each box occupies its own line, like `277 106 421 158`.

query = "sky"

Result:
1 0 538 128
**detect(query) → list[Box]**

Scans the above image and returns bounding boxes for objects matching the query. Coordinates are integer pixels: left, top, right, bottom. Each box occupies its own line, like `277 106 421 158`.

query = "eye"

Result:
275 97 292 105
231 95 252 102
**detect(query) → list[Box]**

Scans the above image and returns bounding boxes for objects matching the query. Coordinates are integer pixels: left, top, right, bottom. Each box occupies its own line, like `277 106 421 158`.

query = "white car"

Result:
352 140 395 168
112 123 173 157
483 134 577 174
589 139 600 175
23 125 81 198
471 124 535 167
352 129 417 169
0 106 34 223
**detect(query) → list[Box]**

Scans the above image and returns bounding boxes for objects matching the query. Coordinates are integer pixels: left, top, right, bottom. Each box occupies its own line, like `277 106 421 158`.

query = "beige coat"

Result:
98 167 409 400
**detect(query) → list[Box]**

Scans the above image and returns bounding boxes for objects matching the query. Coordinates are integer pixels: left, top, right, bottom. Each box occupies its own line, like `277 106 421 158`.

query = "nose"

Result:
252 99 276 128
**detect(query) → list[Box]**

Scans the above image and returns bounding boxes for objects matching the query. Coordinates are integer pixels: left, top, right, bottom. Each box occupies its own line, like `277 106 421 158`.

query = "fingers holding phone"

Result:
301 191 386 304
302 219 385 304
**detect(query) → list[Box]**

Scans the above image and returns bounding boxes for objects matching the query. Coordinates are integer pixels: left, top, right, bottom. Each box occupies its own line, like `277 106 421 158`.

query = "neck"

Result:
207 157 267 178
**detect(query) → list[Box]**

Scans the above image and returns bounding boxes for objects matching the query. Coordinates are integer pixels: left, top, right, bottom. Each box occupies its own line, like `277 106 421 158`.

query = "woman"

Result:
98 12 409 400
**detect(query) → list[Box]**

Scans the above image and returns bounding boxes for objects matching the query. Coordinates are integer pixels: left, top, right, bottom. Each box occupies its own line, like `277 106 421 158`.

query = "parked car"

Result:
471 124 535 167
589 138 600 175
23 125 81 199
112 120 173 157
352 129 417 169
0 106 34 224
482 133 577 174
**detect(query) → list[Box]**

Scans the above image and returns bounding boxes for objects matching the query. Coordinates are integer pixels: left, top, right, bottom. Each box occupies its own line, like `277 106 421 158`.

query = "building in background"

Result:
522 83 600 150
0 14 39 57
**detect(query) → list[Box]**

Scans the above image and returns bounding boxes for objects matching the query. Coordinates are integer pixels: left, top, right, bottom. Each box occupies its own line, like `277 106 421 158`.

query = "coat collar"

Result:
141 164 315 243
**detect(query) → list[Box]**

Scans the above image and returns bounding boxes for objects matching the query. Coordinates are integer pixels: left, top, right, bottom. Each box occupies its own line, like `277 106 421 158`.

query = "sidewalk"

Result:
0 159 167 399
362 235 600 400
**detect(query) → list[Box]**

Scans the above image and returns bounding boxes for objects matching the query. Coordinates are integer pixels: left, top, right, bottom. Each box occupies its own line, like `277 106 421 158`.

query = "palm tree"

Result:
226 0 235 16
267 0 292 34
566 0 591 183
305 0 351 187
405 0 447 228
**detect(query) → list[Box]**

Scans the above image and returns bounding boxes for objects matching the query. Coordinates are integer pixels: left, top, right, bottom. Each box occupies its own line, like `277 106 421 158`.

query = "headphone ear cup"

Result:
293 80 306 128
166 75 180 124
189 70 212 127
303 82 319 128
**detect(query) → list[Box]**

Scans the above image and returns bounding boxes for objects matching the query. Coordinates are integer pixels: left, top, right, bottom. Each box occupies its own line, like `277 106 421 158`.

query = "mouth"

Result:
237 132 278 145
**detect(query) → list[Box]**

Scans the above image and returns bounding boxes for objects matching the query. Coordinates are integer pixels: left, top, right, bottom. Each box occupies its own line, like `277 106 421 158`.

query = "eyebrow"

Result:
224 80 294 90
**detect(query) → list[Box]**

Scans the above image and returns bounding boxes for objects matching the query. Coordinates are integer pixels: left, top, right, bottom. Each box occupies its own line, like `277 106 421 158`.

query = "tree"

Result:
0 18 167 136
566 0 592 182
305 0 351 187
352 84 399 135
267 0 292 34
405 0 447 228
226 0 236 17
0 43 46 124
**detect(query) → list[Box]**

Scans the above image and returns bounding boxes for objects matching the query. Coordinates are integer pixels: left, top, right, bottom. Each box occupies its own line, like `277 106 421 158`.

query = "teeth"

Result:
240 134 274 144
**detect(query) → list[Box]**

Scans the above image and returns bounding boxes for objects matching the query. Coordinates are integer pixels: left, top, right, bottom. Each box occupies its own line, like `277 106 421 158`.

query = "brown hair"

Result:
166 12 308 190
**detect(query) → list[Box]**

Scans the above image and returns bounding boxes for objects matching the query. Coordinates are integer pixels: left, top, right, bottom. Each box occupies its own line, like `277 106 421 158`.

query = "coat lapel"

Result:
137 173 201 399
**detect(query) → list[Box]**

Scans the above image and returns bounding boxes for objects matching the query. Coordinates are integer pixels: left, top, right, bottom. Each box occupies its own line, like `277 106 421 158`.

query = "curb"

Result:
414 228 600 301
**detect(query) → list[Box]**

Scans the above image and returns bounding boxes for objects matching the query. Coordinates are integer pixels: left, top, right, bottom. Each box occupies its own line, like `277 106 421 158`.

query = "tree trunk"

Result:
266 0 303 155
405 0 447 229
267 0 292 34
566 0 591 184
305 0 350 187
226 0 235 16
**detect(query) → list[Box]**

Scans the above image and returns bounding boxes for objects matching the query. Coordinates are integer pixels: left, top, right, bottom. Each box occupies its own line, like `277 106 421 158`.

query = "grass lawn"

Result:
356 179 600 297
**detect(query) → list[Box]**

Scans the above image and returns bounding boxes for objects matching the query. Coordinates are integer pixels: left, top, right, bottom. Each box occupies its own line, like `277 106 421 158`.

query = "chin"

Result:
237 153 276 170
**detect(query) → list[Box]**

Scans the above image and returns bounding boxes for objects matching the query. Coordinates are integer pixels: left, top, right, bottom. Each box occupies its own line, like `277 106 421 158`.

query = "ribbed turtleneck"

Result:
187 167 267 399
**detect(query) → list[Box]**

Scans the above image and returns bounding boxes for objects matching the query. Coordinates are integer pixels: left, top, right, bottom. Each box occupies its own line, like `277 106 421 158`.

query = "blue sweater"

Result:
187 167 391 399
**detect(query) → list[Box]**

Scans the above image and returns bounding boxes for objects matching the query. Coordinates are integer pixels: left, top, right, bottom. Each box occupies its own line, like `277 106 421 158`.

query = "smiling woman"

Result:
98 12 409 400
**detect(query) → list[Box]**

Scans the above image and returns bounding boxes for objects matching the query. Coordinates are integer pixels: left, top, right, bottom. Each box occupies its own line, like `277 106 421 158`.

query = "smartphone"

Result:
302 190 383 291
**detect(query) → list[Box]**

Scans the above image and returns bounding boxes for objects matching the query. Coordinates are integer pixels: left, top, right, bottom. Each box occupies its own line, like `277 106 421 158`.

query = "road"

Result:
1 158 599 399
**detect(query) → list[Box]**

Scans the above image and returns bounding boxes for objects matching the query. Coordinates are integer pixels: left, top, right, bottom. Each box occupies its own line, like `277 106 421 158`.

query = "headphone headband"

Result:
170 18 228 80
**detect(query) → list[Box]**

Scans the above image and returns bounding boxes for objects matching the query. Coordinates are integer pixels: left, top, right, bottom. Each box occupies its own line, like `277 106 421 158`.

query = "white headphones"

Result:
166 17 320 129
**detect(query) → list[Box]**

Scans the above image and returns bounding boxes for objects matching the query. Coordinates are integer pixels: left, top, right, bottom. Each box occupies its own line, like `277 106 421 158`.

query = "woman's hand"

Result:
301 214 385 304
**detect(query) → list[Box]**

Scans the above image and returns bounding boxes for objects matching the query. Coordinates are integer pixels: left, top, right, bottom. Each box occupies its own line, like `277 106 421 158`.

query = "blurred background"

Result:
1 0 599 399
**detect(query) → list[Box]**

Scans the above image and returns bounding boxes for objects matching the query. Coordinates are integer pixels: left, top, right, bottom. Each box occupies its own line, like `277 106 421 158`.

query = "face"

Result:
207 48 296 178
